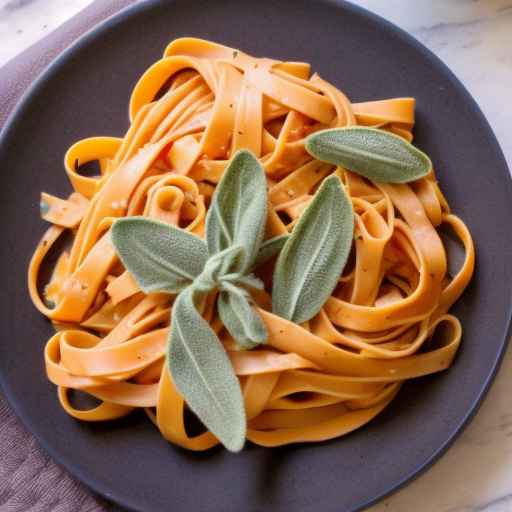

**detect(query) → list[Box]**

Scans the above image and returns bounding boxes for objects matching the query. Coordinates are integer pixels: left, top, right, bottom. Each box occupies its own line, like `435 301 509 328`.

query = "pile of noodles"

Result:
28 38 475 450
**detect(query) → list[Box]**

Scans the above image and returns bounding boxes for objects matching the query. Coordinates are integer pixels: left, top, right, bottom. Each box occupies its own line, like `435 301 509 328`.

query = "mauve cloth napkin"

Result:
0 2 138 510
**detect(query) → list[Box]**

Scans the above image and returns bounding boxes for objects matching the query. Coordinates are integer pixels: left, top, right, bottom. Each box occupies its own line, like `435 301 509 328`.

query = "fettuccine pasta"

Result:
28 38 474 450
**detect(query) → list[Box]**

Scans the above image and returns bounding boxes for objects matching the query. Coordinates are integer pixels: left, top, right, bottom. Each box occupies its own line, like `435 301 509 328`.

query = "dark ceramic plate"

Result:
0 1 510 511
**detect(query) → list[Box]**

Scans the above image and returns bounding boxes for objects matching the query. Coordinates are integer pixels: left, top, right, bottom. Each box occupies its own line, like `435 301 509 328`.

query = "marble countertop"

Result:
1 1 511 511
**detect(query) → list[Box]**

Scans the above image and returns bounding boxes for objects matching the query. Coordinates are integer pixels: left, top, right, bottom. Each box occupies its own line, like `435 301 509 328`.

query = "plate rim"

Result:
0 1 511 511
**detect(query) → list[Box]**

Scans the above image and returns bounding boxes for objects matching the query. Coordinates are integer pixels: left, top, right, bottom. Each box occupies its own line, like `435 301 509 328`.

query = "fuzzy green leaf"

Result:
193 245 246 293
205 150 267 272
168 286 246 452
272 175 354 324
218 286 267 349
111 217 207 294
305 127 432 183
253 234 290 268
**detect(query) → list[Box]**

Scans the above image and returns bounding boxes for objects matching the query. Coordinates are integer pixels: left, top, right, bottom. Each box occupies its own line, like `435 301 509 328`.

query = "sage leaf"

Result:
111 217 207 294
305 127 432 183
168 286 246 452
194 245 246 293
253 234 290 268
205 150 267 272
218 286 267 349
272 175 354 324
224 273 264 291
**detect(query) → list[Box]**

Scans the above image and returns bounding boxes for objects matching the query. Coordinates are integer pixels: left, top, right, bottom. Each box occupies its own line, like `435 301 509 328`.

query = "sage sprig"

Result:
111 150 270 452
305 127 432 183
272 175 354 324
111 149 360 451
